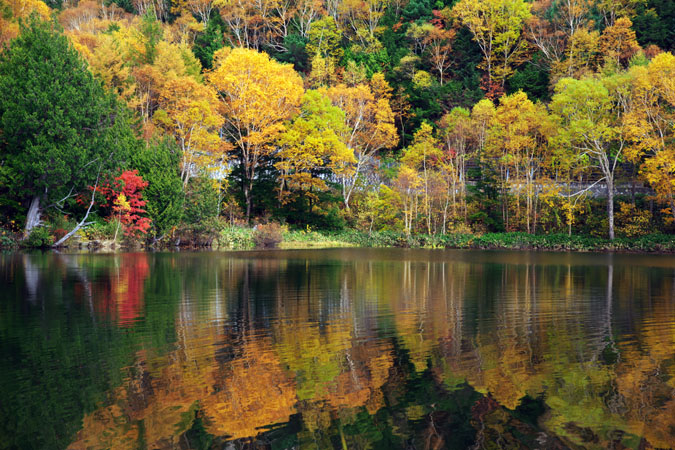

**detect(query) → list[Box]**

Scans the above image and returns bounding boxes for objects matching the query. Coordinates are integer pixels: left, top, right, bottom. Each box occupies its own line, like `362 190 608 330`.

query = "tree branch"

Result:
52 165 103 247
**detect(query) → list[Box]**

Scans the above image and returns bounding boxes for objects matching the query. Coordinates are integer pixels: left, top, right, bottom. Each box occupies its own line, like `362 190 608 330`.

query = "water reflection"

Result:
1 249 674 449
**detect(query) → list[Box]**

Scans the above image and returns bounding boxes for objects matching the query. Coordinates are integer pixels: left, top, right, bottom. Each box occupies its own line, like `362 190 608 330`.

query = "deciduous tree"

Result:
488 91 553 232
452 0 532 96
208 47 304 221
439 107 475 225
551 75 629 239
625 52 675 223
276 90 356 207
322 81 398 209
599 17 641 68
400 122 442 234
155 76 225 187
98 170 152 238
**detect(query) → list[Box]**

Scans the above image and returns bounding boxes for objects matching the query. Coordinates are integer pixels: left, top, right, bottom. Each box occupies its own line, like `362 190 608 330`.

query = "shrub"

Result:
218 226 255 249
80 219 121 242
23 226 53 248
252 223 283 248
183 177 220 225
177 216 226 247
0 228 17 249
616 202 652 238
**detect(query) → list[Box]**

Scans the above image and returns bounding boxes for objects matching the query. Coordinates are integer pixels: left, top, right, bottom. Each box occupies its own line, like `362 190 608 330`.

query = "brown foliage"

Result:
252 222 284 248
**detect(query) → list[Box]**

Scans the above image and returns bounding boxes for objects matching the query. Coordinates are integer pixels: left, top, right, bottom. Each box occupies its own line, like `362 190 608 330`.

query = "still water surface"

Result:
1 249 674 449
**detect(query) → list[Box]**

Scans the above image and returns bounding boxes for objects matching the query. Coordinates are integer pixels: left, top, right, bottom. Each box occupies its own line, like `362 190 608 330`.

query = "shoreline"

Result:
4 230 674 254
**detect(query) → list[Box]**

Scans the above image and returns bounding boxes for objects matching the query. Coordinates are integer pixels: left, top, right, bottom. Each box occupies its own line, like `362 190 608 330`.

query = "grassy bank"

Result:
3 222 672 253
214 227 675 253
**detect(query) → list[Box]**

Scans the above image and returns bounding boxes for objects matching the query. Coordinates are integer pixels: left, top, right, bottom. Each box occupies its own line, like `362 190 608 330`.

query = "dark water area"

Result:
1 249 674 449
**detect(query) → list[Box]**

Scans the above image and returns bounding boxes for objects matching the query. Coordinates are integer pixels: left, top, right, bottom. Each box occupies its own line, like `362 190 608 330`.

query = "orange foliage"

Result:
201 337 298 439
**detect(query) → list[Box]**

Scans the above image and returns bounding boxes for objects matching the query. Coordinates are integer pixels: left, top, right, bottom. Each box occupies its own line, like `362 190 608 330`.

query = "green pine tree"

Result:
0 17 137 236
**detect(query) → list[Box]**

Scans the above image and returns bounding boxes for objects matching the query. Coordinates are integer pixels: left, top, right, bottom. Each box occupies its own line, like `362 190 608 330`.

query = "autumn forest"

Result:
1 0 675 248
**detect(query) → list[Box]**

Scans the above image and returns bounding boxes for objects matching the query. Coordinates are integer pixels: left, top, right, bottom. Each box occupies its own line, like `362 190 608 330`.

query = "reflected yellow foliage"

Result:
65 253 675 448
202 336 297 439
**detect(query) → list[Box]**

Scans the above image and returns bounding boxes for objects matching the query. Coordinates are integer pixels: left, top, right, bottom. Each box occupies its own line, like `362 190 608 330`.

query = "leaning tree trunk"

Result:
24 195 43 238
53 170 102 247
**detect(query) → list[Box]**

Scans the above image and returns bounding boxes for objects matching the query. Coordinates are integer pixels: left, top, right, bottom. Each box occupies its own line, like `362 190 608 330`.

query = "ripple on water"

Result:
0 249 674 449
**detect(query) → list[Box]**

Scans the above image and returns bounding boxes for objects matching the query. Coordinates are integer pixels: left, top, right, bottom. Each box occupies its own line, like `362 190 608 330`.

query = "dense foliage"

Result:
0 0 674 245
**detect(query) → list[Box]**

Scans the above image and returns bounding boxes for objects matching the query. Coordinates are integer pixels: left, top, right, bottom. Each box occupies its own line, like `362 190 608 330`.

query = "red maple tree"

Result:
98 170 152 238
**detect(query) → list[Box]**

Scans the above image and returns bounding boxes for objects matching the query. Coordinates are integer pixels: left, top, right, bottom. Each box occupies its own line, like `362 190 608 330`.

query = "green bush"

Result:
438 233 474 248
252 223 283 248
218 226 255 249
177 216 225 247
0 228 17 249
80 219 121 241
611 234 675 252
183 177 220 225
23 226 53 248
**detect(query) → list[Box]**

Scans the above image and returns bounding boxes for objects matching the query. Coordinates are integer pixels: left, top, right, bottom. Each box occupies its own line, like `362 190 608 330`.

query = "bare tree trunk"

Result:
244 184 252 223
533 188 539 235
53 172 102 247
526 180 531 234
567 177 573 236
24 195 43 238
607 179 615 240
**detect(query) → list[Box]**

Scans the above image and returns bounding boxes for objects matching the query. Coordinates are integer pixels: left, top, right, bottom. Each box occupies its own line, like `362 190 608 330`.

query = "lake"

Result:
1 249 674 449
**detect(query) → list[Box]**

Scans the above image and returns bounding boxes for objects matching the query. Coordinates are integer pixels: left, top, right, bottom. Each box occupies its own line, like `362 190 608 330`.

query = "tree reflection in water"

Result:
0 249 673 449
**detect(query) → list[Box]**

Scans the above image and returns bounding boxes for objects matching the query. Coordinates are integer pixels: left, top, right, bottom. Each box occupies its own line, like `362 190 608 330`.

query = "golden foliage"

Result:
156 76 226 185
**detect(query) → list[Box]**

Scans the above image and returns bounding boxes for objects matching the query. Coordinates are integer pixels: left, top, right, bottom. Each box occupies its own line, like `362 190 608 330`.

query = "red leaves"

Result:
431 10 447 29
99 169 152 237
480 74 505 101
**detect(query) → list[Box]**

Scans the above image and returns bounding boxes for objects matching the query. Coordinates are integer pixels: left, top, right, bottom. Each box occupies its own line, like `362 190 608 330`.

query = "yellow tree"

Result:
155 76 225 186
339 0 390 49
58 0 99 32
392 165 422 235
472 98 497 155
132 41 199 129
214 0 283 49
131 64 163 125
562 26 600 78
596 0 646 27
625 52 675 223
452 0 532 96
187 0 216 23
322 80 398 209
551 74 631 240
170 12 205 43
84 34 138 109
208 47 303 220
489 91 553 232
426 21 455 85
401 122 443 234
526 0 598 82
0 0 50 45
308 52 338 87
526 0 569 72
439 107 475 226
292 0 323 37
276 90 356 207
598 17 641 68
